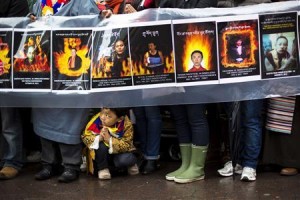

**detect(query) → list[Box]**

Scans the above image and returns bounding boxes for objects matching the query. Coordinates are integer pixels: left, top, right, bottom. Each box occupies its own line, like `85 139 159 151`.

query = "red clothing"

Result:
188 65 206 72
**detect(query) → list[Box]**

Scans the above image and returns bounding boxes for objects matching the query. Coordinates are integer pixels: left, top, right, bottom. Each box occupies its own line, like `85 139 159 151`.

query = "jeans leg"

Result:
170 105 192 144
186 104 209 146
0 108 23 170
240 99 263 169
60 142 82 171
113 153 137 168
94 142 109 170
144 106 161 160
133 107 147 155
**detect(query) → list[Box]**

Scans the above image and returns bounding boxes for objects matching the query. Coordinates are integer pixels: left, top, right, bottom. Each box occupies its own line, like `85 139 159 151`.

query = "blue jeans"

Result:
133 106 162 160
0 108 24 170
170 104 209 146
240 100 263 169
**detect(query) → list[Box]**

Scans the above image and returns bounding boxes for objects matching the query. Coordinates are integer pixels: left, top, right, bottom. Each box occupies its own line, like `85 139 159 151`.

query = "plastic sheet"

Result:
0 1 299 108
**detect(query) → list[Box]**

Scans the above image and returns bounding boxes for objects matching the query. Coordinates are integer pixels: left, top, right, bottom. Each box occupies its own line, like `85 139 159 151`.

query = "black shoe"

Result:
35 166 54 181
58 168 79 183
141 160 159 175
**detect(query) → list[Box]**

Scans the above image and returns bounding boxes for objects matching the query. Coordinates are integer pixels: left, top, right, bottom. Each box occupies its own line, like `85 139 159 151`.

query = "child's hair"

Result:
103 107 129 118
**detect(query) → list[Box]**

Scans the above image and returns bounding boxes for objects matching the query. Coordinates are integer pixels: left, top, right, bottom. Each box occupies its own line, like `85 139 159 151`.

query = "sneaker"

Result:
240 167 256 181
0 166 19 180
217 161 243 177
127 164 139 175
98 168 111 180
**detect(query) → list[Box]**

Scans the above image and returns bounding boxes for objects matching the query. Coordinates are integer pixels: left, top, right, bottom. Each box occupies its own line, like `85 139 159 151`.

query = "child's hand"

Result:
101 9 113 18
101 127 111 142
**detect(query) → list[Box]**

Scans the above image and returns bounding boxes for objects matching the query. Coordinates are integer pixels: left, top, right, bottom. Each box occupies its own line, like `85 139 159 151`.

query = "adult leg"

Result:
174 104 209 183
35 137 60 180
58 141 82 183
240 99 263 181
0 108 23 179
166 105 192 180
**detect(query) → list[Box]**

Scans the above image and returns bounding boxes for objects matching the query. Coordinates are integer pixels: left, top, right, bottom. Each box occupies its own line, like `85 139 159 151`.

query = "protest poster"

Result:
13 29 51 90
173 18 218 85
0 29 12 89
260 12 299 79
52 28 92 90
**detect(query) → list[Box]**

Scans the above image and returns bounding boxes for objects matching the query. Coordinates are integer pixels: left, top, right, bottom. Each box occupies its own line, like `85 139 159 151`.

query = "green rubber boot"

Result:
165 144 191 181
174 145 208 184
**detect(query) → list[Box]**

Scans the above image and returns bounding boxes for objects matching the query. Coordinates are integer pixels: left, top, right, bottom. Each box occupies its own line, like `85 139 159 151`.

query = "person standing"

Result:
157 0 218 184
0 0 29 180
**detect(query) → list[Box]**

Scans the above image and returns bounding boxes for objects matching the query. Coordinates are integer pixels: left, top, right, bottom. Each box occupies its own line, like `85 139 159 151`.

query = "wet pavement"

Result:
1 161 300 200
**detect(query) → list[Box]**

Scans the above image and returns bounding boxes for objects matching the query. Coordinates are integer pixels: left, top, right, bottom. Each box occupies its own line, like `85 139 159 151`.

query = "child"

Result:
82 107 139 180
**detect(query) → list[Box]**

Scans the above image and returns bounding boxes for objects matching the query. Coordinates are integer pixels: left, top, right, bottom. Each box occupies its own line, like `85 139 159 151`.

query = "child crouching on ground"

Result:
81 107 139 180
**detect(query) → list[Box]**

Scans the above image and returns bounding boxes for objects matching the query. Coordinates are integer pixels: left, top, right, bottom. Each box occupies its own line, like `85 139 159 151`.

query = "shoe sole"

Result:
240 177 256 182
174 175 205 184
165 176 175 181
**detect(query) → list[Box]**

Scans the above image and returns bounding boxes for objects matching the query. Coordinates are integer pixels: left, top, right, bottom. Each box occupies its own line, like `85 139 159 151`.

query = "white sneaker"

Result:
127 164 139 175
240 167 256 181
217 161 243 177
98 168 111 180
26 151 41 163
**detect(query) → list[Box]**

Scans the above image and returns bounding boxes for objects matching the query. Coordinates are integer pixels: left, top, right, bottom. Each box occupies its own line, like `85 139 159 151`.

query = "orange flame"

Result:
132 52 174 75
92 57 131 78
0 45 10 74
221 29 258 68
54 38 90 77
182 25 213 72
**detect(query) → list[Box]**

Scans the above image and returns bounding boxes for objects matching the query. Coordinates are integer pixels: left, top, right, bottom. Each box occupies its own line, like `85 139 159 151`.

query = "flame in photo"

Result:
132 52 174 76
221 29 258 68
54 38 90 77
182 24 213 72
92 58 132 78
0 44 11 74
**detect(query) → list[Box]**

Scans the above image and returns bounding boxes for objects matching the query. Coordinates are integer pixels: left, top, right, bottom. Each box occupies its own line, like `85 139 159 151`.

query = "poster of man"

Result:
129 21 175 86
260 12 299 79
217 16 260 83
173 19 218 84
92 27 132 89
52 29 92 90
0 30 12 89
13 29 51 89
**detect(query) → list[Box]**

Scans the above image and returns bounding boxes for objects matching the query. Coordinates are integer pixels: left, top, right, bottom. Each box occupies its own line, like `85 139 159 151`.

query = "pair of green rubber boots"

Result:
166 144 208 183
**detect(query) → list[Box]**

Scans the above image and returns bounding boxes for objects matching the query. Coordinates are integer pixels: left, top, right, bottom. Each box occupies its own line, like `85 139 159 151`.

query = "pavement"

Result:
1 161 300 200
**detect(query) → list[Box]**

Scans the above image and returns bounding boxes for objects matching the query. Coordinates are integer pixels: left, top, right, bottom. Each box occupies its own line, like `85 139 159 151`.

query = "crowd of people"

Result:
0 0 298 186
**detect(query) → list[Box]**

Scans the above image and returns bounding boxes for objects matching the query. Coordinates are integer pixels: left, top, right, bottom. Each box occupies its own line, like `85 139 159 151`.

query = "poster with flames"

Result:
173 19 218 85
260 12 299 79
13 29 51 89
0 29 12 89
92 27 132 89
217 16 260 83
129 21 175 86
52 29 92 90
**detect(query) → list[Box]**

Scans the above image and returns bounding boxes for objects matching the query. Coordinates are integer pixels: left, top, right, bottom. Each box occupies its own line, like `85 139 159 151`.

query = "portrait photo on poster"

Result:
260 12 299 79
13 29 51 90
129 21 175 86
52 28 92 91
173 19 218 84
0 29 12 89
92 27 133 89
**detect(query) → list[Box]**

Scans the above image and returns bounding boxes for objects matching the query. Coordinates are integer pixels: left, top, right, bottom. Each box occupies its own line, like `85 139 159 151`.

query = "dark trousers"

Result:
40 137 82 171
95 142 136 170
170 104 209 146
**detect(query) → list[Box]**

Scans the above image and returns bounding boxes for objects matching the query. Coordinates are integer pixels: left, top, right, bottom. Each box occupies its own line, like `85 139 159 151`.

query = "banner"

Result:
0 1 299 107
